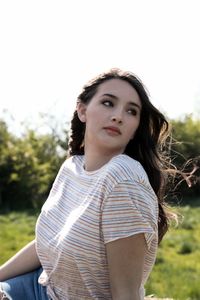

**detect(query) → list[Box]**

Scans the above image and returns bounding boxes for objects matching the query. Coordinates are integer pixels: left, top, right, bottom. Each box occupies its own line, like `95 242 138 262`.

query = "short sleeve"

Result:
101 180 158 250
40 160 66 211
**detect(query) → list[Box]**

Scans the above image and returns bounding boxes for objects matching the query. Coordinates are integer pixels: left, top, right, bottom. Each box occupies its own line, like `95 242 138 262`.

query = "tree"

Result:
0 120 16 208
0 118 68 211
170 114 200 198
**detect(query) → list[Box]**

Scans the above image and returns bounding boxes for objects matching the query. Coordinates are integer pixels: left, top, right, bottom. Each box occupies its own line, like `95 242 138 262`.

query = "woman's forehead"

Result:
95 78 141 106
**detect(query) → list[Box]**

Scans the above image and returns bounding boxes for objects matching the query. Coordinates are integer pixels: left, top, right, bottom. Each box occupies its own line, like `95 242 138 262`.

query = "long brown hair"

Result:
69 68 175 243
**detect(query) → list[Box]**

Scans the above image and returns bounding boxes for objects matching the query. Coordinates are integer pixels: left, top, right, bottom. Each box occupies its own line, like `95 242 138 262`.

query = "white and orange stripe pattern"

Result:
35 154 158 299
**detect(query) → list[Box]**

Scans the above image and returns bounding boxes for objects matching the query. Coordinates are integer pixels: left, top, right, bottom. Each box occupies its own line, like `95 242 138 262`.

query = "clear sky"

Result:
0 0 200 135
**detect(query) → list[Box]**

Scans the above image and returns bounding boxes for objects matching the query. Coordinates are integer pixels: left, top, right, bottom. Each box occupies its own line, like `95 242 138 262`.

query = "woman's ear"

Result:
77 102 87 123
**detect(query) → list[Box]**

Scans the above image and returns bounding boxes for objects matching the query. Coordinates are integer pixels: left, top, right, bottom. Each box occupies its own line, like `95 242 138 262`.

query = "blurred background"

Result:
0 1 200 299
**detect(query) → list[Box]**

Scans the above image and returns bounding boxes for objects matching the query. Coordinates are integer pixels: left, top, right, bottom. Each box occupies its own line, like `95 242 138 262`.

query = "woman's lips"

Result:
103 126 121 135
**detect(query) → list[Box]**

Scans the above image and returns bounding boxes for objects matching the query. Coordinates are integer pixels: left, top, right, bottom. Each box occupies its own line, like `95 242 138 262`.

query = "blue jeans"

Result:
0 268 50 300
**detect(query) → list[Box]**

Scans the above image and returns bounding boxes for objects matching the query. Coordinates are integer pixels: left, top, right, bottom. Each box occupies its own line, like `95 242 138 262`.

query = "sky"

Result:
0 0 200 135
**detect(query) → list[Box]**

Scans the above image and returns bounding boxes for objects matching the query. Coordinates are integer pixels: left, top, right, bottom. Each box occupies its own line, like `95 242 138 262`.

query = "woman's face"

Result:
77 79 142 156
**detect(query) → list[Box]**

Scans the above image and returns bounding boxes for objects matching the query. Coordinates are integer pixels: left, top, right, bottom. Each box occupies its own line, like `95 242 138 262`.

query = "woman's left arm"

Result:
106 233 146 300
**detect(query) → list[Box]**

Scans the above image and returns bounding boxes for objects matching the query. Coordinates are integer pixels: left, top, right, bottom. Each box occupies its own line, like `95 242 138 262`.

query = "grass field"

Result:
0 201 200 300
145 203 200 300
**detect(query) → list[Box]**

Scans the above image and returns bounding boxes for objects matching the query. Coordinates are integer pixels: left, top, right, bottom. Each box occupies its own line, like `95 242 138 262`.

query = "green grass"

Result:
145 204 200 300
0 211 38 263
0 202 200 300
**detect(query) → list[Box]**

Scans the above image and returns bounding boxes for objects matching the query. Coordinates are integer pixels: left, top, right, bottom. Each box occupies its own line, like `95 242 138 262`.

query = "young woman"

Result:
0 68 174 300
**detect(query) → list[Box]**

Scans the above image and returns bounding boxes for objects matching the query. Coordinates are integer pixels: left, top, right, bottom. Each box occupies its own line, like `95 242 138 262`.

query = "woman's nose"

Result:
111 115 122 124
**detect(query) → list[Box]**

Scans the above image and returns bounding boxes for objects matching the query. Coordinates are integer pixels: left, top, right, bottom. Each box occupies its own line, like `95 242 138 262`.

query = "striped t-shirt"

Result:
35 154 158 299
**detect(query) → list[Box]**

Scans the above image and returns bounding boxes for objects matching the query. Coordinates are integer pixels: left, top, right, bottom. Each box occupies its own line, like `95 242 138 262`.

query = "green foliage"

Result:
178 241 194 254
0 118 68 211
171 115 200 160
0 211 38 263
145 202 200 300
170 114 200 198
1 113 200 210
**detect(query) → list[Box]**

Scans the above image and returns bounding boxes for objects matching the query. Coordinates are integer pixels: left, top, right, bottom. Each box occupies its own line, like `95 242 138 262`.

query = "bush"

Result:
178 241 194 254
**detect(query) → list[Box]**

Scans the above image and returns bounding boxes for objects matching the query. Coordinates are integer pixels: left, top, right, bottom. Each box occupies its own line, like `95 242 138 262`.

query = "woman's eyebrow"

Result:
102 93 118 100
102 93 141 110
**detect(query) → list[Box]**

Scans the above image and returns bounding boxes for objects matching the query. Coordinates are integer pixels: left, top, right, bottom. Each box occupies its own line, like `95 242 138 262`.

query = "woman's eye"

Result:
127 108 137 116
102 100 113 107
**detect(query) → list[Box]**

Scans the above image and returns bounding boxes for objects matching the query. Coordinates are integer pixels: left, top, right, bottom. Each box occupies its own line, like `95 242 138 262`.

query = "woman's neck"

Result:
84 146 121 172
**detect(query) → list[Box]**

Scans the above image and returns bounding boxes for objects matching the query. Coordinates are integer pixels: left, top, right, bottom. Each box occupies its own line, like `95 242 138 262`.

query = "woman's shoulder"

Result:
51 156 84 181
107 154 148 183
61 155 84 169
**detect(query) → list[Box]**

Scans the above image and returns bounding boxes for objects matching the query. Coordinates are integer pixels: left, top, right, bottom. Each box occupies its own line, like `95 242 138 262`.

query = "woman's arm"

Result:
106 233 146 300
0 239 41 281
